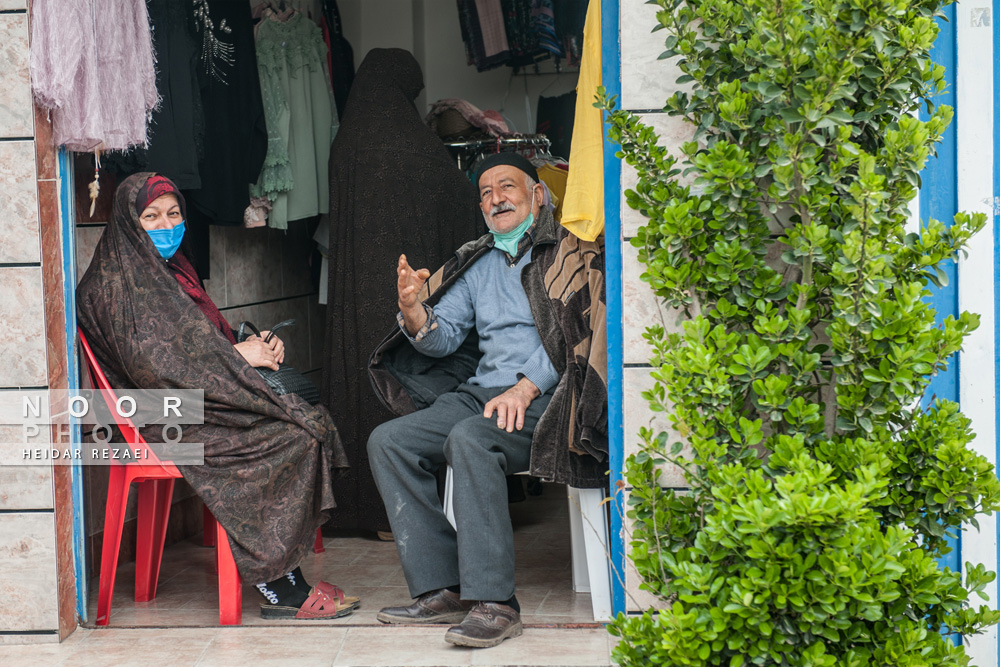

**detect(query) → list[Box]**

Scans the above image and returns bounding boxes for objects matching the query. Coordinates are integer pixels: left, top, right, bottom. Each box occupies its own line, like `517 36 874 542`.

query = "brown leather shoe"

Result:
444 601 523 648
376 588 475 624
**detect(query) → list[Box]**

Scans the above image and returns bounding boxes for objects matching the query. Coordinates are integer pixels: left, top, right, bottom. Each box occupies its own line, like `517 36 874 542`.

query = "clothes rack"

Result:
444 134 552 172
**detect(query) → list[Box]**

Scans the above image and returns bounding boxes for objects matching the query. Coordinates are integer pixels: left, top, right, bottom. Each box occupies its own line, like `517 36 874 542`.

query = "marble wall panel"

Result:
74 225 105 285
0 512 59 631
0 13 32 137
621 113 696 239
225 227 284 306
620 0 692 111
622 241 689 365
0 425 54 510
0 1 28 11
625 541 669 613
0 268 47 386
622 367 688 488
0 140 40 262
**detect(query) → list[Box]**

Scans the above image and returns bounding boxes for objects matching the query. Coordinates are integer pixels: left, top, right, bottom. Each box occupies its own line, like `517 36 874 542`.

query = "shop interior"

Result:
73 0 604 628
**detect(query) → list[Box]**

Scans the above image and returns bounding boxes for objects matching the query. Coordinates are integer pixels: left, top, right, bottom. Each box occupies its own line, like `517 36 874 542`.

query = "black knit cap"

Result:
474 152 539 188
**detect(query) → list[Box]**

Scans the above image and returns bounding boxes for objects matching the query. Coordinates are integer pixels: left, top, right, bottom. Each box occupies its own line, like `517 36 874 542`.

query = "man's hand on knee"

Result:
483 378 541 433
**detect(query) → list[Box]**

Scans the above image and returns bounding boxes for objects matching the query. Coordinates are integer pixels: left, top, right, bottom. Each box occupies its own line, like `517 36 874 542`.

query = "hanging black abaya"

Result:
322 49 481 533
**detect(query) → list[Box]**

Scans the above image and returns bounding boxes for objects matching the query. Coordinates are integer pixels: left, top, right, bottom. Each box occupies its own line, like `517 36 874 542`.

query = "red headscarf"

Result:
135 174 187 218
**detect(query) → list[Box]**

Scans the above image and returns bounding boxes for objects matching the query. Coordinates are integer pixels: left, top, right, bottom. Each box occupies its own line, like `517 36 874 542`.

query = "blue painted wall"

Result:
601 0 626 617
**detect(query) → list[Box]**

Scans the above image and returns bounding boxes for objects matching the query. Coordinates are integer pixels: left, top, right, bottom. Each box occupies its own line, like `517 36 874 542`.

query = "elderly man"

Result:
367 152 607 648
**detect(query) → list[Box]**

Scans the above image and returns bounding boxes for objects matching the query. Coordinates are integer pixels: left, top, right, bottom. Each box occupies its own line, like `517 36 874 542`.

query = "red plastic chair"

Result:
79 330 243 626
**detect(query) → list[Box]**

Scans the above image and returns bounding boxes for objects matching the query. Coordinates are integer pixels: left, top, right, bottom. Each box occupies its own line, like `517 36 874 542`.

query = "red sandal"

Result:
260 588 355 620
314 581 361 610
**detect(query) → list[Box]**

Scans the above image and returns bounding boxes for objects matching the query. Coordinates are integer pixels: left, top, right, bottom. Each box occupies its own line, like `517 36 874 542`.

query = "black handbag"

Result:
236 319 321 405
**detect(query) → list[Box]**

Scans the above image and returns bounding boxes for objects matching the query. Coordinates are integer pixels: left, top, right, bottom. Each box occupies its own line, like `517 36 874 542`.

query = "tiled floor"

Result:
0 625 614 666
15 483 616 665
85 482 597 628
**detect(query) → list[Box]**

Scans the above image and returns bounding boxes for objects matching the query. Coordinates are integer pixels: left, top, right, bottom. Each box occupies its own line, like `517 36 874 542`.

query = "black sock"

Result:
499 595 520 613
256 576 308 608
445 585 461 594
286 566 311 594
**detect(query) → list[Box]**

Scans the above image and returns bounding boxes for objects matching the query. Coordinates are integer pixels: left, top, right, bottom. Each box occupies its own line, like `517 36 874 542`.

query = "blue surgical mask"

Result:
146 221 186 259
488 190 535 257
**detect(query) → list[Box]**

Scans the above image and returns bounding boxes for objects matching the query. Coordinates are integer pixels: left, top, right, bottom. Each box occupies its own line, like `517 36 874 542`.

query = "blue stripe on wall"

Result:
921 2 961 597
601 0 625 618
58 148 87 621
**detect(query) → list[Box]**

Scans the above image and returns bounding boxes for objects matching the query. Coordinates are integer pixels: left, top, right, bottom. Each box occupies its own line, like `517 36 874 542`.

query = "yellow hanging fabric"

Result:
560 0 604 242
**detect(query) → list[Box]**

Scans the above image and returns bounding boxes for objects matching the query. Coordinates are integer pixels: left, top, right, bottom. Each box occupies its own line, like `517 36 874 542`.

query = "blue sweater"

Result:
399 246 560 394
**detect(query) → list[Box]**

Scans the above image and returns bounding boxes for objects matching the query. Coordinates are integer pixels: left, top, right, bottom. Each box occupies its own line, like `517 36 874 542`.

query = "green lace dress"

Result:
251 13 338 230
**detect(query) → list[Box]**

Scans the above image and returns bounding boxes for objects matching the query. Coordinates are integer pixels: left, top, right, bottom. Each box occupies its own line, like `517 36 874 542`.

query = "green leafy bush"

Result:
601 0 1000 664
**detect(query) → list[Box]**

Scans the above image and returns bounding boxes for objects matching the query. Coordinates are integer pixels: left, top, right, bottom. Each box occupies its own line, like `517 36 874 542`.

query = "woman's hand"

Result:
234 337 280 370
257 331 285 364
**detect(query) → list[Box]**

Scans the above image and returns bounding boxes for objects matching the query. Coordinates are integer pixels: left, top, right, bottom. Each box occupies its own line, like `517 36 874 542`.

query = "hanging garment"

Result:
30 0 158 151
553 0 587 66
531 0 563 58
185 0 268 226
77 172 348 585
323 49 482 533
322 0 356 118
537 162 568 221
561 0 603 241
536 90 576 160
425 99 511 138
252 12 338 230
457 0 511 72
103 0 206 190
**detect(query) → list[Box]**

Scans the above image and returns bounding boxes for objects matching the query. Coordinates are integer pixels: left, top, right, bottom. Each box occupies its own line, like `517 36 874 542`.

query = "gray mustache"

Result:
490 202 516 216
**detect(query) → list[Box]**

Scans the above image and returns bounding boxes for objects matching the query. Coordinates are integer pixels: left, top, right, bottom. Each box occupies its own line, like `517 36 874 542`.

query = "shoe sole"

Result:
260 603 354 620
444 620 523 648
376 610 471 625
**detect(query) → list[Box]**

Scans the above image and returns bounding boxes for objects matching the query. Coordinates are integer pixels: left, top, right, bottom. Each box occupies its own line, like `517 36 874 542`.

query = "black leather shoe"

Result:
376 588 475 624
444 601 523 648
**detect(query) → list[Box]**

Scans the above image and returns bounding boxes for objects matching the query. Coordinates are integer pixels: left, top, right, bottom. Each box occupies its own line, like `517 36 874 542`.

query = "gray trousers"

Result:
367 383 552 602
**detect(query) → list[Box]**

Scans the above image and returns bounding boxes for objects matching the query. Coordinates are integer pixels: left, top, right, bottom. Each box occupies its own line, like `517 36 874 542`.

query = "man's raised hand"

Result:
397 254 431 309
397 254 431 336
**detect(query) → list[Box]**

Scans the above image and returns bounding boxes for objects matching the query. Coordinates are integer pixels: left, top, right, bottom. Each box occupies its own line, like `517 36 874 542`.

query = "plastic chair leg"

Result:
96 465 134 626
135 478 175 602
313 527 325 553
202 503 216 547
215 519 243 625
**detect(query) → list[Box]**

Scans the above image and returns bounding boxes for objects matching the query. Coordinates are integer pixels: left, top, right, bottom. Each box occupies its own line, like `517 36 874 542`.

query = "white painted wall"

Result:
956 1 996 662
338 0 578 136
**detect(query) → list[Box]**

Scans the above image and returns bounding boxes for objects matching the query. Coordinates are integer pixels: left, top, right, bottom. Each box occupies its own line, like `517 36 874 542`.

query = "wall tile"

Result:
0 268 47 386
0 140 40 262
0 13 32 137
622 241 689 365
0 425 54 510
225 227 283 306
621 113 696 239
281 222 317 296
622 367 687 488
625 543 668 613
0 1 28 11
75 225 105 285
620 0 692 111
204 226 227 309
0 512 59 630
